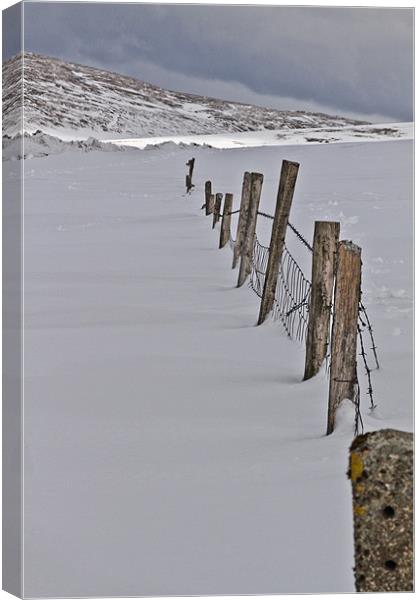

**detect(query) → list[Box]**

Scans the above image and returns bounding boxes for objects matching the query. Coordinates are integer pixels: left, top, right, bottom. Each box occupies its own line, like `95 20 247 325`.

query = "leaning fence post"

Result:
205 181 212 215
257 160 299 324
327 240 362 435
232 172 252 268
212 193 223 229
349 429 413 592
237 173 263 287
219 193 233 249
303 221 340 380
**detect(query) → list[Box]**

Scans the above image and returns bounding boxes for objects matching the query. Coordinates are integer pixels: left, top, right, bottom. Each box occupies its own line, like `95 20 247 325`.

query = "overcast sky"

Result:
14 2 415 122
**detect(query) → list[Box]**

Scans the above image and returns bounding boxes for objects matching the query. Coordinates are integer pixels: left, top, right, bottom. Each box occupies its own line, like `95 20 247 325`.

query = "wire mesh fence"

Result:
248 236 311 343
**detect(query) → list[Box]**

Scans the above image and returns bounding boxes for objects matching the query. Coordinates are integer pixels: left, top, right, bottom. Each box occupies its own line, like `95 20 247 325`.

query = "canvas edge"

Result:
2 2 24 598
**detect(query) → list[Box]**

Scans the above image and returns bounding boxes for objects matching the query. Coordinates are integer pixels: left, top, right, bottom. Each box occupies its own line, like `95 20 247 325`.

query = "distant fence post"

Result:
219 193 233 249
232 172 252 268
212 193 223 229
327 240 362 435
349 429 413 592
205 181 212 215
208 193 215 217
303 221 340 380
237 173 264 287
186 158 195 193
257 160 299 324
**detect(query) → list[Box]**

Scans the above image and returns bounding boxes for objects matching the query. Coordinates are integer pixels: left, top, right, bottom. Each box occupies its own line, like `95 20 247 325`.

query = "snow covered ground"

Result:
105 121 413 150
13 134 412 596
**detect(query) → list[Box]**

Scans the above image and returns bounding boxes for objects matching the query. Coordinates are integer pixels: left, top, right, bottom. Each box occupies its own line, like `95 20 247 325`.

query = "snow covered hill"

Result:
3 52 367 140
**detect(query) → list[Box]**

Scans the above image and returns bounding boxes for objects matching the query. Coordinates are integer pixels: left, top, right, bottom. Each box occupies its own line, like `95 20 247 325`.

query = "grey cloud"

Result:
22 3 413 121
3 2 22 58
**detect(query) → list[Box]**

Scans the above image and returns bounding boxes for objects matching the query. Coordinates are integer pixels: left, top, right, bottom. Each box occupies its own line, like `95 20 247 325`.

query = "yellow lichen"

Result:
350 452 364 481
355 505 366 517
355 483 365 494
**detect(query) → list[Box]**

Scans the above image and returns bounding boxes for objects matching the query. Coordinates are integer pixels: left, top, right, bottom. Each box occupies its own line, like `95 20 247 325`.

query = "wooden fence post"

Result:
205 181 212 215
327 240 362 435
349 429 413 591
219 193 233 249
208 193 215 217
237 173 263 288
212 193 223 229
232 172 252 268
303 221 340 380
257 160 299 324
186 158 195 193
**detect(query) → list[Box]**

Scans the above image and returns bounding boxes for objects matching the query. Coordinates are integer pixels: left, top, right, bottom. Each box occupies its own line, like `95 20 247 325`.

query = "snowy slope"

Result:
106 121 413 150
3 122 412 162
3 52 367 140
13 136 412 596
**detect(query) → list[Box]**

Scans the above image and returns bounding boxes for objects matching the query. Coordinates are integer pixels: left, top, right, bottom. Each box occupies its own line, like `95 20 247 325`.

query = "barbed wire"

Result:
358 301 380 370
353 378 364 436
357 321 376 411
218 209 241 218
256 211 313 252
287 221 313 253
256 210 275 220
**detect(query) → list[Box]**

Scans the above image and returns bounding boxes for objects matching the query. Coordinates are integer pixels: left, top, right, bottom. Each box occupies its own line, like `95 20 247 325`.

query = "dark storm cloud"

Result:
21 2 413 121
3 2 22 58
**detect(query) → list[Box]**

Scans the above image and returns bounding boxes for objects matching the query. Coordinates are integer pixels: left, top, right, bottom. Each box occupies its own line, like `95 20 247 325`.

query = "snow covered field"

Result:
13 135 413 596
104 121 413 150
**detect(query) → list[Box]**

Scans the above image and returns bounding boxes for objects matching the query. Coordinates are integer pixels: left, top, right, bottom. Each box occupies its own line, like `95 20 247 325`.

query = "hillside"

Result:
3 52 367 140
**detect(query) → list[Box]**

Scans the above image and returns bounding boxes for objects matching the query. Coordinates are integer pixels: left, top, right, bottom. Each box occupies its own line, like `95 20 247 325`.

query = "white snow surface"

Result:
105 122 413 150
12 136 412 597
4 122 412 162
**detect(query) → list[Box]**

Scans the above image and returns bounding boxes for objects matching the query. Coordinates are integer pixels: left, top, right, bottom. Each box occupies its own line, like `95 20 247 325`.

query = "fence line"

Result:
197 161 379 435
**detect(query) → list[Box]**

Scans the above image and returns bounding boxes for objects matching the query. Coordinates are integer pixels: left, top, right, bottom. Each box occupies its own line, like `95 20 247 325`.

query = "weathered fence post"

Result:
303 221 340 380
327 240 362 435
237 173 264 287
205 181 212 215
257 160 299 324
219 193 233 249
185 158 195 193
349 429 413 592
212 193 223 229
232 172 252 268
207 193 215 217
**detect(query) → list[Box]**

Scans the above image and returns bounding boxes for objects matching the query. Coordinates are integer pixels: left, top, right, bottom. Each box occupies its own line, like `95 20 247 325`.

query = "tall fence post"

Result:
303 221 340 380
257 160 299 324
219 193 233 249
237 173 263 287
212 193 223 229
232 172 252 268
349 429 413 591
205 181 212 215
327 240 362 435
